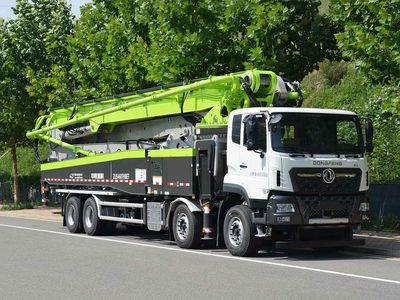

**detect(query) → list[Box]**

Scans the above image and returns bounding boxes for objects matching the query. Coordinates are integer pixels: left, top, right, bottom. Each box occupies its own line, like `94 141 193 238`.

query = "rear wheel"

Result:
223 205 259 257
82 197 111 236
172 204 202 249
65 196 83 233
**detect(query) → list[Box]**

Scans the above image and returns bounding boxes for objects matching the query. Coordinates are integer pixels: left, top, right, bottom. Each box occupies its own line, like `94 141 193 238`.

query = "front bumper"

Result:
250 193 369 226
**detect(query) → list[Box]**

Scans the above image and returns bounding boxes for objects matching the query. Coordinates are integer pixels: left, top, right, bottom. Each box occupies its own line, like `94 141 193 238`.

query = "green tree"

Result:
137 0 340 83
0 0 73 202
331 0 400 83
0 19 35 203
45 0 338 98
65 0 150 100
239 0 340 80
136 0 241 83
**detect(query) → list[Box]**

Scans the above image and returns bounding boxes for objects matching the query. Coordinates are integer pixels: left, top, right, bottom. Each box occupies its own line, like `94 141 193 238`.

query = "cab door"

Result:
238 114 268 199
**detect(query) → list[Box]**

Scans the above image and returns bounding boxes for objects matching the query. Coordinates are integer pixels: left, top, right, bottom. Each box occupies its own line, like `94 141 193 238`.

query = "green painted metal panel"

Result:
40 148 195 171
147 148 195 158
41 150 146 171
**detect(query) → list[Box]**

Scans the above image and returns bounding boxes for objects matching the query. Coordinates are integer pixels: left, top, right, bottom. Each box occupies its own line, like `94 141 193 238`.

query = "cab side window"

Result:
243 115 266 151
232 114 242 144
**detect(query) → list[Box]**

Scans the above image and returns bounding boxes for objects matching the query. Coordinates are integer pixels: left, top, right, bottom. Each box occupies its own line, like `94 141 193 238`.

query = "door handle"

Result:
240 163 247 169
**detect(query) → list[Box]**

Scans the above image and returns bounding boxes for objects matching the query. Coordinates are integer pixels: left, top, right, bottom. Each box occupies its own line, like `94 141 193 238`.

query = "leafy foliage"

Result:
0 0 74 144
331 0 400 83
43 0 338 95
0 19 34 147
65 0 151 101
12 0 74 108
0 201 41 210
0 0 73 202
135 0 245 83
301 59 350 92
136 0 340 83
238 0 341 80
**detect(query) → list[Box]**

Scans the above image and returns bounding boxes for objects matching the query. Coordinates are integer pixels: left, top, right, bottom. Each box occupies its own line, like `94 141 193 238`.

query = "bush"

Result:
302 59 351 95
0 201 41 211
363 214 400 232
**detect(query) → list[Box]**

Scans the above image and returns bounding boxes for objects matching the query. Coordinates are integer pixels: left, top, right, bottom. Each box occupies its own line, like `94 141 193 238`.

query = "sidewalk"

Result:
0 206 399 257
352 231 400 257
0 205 62 222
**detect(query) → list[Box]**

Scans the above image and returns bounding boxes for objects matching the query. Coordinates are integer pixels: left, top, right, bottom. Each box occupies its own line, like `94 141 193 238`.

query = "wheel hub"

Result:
84 206 94 228
228 217 243 247
176 213 189 240
67 205 75 226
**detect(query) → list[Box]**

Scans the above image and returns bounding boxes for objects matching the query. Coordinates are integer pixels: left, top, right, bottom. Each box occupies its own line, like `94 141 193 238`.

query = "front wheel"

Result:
223 205 259 257
172 204 202 249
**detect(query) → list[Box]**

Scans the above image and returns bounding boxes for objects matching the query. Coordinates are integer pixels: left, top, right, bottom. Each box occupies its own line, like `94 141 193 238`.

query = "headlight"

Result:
359 202 369 212
276 203 295 213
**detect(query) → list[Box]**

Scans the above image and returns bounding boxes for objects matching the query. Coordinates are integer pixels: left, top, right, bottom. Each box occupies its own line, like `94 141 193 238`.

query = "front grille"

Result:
309 209 348 219
309 209 322 218
332 209 348 218
290 168 361 194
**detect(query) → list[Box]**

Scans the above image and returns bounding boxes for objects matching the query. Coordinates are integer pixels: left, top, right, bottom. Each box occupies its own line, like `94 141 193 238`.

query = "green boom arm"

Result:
27 70 300 156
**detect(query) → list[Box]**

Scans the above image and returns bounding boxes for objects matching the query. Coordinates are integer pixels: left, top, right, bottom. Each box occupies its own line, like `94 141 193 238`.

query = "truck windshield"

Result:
270 113 364 155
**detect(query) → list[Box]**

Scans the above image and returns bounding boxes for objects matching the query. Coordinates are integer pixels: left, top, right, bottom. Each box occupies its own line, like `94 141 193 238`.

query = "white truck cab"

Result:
223 107 372 251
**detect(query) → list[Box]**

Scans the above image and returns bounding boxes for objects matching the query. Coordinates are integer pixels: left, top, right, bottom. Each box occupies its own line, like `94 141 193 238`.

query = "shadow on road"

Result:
105 224 383 261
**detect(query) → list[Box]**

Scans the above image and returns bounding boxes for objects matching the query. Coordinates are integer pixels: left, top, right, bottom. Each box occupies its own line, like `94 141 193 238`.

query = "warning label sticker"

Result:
135 169 147 182
152 176 162 186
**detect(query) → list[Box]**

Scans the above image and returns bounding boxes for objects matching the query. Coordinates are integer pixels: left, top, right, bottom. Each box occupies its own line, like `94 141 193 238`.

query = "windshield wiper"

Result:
344 154 360 158
289 153 306 157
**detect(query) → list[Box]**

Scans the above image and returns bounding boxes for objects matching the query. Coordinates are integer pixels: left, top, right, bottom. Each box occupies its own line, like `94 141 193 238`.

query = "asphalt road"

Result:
0 216 399 299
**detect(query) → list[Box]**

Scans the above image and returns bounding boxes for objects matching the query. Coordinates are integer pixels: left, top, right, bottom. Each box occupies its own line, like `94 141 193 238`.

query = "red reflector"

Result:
202 227 214 234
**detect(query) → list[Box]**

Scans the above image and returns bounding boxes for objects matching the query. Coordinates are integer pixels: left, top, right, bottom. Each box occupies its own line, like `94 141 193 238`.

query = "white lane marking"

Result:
0 223 399 285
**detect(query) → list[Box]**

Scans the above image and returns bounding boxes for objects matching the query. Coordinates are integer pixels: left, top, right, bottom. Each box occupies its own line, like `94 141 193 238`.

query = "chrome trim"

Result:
308 218 349 224
98 201 144 208
336 173 357 178
297 173 356 178
297 173 321 177
99 216 145 224
55 189 120 196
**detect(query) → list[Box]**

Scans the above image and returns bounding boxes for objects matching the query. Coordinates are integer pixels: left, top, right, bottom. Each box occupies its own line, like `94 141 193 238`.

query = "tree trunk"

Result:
10 142 20 204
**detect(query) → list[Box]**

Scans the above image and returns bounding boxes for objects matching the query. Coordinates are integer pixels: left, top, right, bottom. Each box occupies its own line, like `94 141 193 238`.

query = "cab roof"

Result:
231 107 357 116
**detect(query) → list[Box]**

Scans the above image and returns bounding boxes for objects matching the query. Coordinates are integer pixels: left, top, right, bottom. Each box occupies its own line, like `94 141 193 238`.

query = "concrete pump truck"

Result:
27 70 373 256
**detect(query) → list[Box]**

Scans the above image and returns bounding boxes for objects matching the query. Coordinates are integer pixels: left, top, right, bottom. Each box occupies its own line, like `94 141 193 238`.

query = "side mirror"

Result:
365 120 373 153
245 115 257 151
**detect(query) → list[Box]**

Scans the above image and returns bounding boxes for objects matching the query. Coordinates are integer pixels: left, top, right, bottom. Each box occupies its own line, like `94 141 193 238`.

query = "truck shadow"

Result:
256 248 380 261
110 225 391 261
112 224 175 246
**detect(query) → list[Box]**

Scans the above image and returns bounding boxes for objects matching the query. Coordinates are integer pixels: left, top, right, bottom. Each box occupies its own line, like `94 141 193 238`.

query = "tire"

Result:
223 205 259 257
172 204 202 249
65 196 83 233
82 197 106 236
